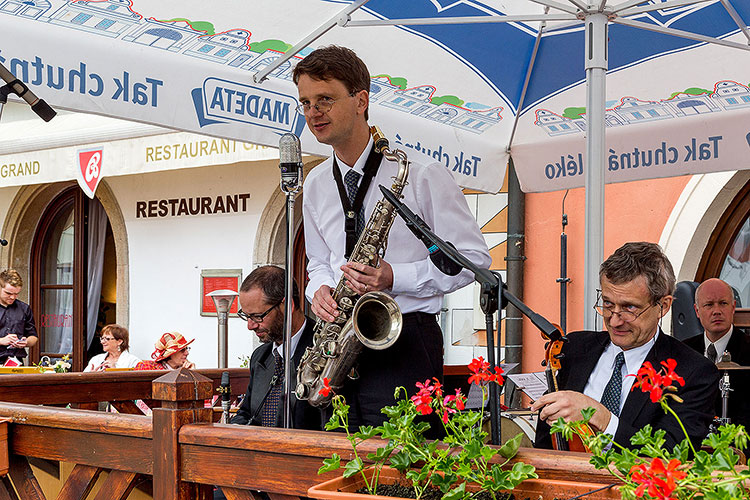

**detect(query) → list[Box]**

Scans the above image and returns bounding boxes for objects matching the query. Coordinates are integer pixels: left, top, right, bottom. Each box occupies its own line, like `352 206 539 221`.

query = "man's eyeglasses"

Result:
296 92 357 115
237 302 281 323
100 336 115 342
593 289 656 323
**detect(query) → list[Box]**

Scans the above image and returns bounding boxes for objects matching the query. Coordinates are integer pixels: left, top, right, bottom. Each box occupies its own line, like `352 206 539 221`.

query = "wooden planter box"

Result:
0 418 9 476
308 467 620 500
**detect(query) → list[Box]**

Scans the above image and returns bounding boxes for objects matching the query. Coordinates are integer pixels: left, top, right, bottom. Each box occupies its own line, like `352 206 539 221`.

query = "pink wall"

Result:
520 175 691 374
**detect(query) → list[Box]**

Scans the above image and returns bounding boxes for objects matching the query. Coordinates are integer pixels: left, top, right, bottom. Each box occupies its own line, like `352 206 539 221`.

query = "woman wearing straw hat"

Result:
135 332 196 370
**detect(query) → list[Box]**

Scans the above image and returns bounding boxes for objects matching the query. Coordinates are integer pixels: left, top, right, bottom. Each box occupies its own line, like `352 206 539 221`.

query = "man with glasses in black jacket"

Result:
230 265 323 429
533 242 718 450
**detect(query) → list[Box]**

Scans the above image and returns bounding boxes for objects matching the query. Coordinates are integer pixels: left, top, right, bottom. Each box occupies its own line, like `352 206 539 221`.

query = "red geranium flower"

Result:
468 357 504 386
630 457 686 500
631 359 685 403
318 377 332 397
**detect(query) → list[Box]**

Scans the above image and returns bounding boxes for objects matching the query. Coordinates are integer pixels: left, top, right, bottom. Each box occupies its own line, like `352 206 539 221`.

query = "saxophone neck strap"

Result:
331 145 383 258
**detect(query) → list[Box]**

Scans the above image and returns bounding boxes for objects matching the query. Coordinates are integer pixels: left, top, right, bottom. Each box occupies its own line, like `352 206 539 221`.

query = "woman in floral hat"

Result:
135 332 196 370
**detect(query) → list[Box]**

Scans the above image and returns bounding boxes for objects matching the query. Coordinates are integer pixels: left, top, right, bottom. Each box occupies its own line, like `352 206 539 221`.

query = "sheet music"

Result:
506 372 548 401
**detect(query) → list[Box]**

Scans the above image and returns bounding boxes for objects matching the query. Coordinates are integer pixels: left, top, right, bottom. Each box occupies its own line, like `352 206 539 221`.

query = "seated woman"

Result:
84 324 141 371
135 332 195 370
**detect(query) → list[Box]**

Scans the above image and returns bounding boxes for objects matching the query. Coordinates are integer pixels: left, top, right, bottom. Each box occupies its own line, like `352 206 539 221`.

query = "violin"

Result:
540 327 592 452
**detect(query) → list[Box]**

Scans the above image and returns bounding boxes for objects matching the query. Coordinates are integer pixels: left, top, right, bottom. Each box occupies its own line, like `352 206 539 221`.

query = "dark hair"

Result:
600 242 675 304
101 324 129 351
292 45 371 120
240 265 300 309
0 269 23 288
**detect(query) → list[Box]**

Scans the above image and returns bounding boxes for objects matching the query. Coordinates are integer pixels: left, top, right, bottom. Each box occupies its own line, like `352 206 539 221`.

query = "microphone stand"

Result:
379 185 560 445
280 157 302 429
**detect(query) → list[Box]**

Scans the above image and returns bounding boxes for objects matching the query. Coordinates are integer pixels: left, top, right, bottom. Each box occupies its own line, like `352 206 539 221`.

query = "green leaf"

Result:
441 482 469 500
343 458 364 478
317 455 341 474
367 446 393 462
355 425 377 439
389 450 412 472
580 407 596 421
430 471 456 493
497 432 523 459
405 469 427 485
462 439 482 459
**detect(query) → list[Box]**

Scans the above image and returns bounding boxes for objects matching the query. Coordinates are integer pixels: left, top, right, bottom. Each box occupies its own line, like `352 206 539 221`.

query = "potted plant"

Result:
308 357 619 500
555 358 750 500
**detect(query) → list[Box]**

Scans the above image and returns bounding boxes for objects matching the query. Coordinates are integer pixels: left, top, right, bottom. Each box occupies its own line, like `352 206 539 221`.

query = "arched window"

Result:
29 187 115 371
697 180 750 306
30 188 83 368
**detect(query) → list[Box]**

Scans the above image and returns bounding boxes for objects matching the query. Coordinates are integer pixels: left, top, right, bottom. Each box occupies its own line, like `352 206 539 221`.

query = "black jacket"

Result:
535 330 718 450
684 327 750 429
231 318 325 429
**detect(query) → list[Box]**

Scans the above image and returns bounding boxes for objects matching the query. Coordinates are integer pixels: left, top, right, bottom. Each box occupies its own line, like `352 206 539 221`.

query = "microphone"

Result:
0 63 56 122
219 371 231 423
279 133 302 192
378 185 464 276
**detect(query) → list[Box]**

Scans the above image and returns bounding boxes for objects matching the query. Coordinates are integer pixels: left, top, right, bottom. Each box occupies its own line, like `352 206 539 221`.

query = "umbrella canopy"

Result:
1 0 749 325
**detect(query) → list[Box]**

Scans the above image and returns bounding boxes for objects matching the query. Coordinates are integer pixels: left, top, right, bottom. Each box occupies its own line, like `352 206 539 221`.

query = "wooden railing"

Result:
0 369 614 500
0 368 249 418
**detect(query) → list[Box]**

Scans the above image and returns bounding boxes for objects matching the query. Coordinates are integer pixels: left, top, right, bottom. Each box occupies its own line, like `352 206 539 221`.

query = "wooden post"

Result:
152 369 213 500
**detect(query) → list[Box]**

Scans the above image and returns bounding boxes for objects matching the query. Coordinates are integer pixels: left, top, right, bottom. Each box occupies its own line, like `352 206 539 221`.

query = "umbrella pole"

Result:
583 12 608 330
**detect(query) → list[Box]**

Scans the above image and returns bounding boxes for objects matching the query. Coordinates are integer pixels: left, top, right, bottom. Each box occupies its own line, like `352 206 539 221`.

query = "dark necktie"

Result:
344 169 365 238
706 343 718 364
261 350 284 427
600 351 625 416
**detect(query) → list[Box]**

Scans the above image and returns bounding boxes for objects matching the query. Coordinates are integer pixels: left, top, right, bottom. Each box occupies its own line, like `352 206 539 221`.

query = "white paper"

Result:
506 372 548 401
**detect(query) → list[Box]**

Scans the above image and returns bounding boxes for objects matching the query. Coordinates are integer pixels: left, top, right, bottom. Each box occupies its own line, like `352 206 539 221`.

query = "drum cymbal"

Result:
716 361 750 370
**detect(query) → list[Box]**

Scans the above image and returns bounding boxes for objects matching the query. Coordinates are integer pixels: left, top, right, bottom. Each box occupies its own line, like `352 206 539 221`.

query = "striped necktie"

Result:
600 351 625 416
261 350 284 427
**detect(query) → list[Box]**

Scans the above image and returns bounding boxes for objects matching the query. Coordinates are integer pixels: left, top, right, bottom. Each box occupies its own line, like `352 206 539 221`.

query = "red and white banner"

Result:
77 148 103 199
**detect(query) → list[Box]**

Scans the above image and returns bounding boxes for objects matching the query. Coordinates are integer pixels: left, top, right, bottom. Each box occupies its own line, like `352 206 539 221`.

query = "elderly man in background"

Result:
684 278 750 431
0 269 38 365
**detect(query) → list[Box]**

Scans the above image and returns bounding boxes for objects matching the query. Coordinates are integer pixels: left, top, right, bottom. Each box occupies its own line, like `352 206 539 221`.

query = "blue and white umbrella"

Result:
1 0 749 322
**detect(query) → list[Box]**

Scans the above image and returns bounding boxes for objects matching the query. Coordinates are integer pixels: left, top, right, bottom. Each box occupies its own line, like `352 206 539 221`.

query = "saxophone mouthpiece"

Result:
370 125 390 153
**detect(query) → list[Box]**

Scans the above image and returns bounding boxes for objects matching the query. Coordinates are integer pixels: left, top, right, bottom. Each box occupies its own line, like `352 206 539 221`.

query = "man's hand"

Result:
311 284 339 322
0 334 18 347
530 390 612 432
340 260 393 296
11 337 28 348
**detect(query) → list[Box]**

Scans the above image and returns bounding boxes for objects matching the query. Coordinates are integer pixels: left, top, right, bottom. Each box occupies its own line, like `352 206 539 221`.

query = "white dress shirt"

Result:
583 329 659 437
702 326 733 363
302 137 491 314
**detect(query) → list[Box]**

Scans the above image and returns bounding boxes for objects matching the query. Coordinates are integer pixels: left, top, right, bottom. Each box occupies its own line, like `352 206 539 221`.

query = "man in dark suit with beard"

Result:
533 242 718 450
684 278 750 431
230 265 324 429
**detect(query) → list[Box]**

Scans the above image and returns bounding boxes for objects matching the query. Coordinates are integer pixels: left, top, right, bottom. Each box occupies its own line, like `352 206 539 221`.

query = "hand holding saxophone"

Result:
311 260 395 322
341 260 394 296
311 284 339 322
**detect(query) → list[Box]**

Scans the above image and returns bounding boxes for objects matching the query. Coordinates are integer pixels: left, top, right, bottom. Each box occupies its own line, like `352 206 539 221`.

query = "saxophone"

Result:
295 126 409 407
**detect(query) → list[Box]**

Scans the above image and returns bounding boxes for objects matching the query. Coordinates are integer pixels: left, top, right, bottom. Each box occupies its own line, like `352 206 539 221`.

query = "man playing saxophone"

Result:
294 45 491 428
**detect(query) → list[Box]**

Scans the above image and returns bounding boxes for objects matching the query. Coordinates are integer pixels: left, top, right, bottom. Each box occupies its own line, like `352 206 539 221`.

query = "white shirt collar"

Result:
704 325 733 362
606 327 659 375
334 136 374 177
272 318 307 360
